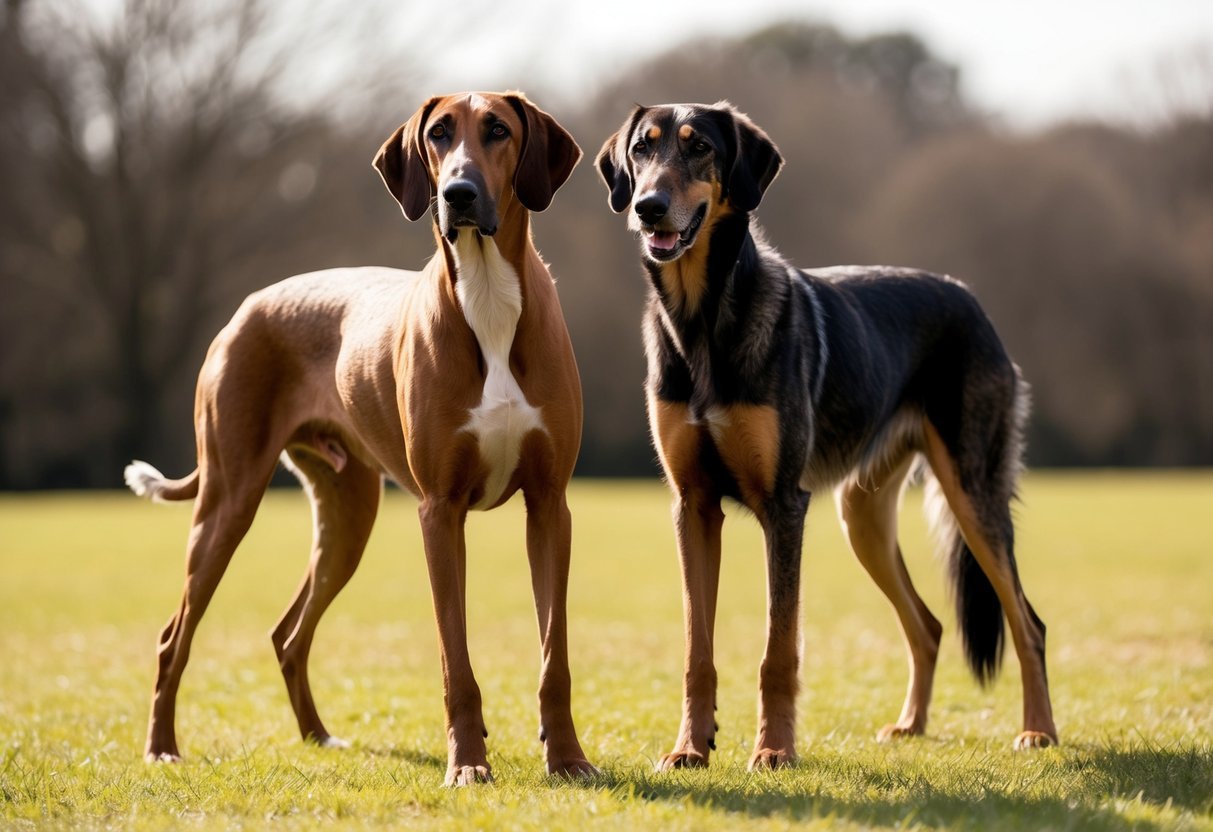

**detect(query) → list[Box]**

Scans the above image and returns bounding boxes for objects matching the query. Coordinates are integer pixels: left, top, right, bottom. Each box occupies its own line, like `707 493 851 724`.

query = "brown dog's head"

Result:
374 92 581 242
596 102 782 263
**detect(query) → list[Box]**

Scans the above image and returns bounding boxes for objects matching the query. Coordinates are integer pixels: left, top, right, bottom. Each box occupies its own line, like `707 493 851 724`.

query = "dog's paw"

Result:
656 750 708 771
548 757 600 780
316 735 351 750
747 747 796 770
144 750 181 764
445 765 494 787
876 722 924 743
1013 730 1057 751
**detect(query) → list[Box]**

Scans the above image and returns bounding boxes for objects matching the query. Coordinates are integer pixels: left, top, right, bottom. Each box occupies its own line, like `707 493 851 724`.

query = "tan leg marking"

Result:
750 620 800 769
706 403 780 519
652 398 705 486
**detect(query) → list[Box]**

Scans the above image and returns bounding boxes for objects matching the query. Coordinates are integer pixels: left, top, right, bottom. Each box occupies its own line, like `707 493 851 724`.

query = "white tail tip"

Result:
124 460 166 501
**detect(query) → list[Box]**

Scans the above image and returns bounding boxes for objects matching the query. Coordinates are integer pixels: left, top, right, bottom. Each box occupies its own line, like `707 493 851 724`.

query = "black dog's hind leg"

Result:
923 420 1057 749
837 453 944 741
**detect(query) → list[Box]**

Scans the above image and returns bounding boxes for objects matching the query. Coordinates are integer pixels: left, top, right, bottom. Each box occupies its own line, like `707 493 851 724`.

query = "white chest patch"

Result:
453 232 545 509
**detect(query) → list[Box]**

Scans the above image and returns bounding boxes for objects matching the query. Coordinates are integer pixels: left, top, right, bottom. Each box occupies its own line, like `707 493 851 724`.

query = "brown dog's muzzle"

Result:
439 171 497 241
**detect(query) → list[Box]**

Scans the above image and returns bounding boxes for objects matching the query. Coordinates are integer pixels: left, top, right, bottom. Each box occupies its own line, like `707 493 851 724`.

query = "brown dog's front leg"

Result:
523 491 597 779
657 487 724 771
419 497 491 786
750 490 809 770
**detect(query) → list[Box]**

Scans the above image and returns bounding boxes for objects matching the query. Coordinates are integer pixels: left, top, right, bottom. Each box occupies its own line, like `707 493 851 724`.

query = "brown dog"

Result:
124 92 596 785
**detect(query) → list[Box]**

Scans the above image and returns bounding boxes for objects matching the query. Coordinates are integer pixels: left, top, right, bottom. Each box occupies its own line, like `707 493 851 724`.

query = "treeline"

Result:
1 5 1209 488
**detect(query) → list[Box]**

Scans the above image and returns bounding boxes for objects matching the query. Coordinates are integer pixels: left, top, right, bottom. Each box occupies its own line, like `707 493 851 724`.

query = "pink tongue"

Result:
648 231 679 251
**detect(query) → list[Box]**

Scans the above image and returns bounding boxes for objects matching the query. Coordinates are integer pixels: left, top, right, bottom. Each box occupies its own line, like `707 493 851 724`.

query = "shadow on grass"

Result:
361 745 446 772
564 744 1212 830
1070 743 1213 813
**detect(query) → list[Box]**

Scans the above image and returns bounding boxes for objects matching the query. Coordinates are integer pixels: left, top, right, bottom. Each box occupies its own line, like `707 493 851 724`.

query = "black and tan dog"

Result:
597 102 1057 770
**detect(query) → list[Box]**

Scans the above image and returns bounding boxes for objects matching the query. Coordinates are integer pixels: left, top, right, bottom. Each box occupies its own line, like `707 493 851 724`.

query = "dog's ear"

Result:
505 94 582 212
712 104 783 213
372 96 441 221
596 106 646 213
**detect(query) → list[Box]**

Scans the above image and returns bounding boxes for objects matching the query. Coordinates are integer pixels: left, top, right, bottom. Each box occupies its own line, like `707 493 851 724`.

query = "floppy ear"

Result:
595 106 646 213
505 94 582 212
372 96 440 221
716 105 783 213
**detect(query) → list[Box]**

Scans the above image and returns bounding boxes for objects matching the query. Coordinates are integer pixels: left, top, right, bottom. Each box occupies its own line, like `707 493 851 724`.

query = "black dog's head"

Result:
596 102 782 263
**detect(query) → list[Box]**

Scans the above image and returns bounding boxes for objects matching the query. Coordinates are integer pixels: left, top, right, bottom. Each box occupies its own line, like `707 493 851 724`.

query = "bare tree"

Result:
0 0 429 486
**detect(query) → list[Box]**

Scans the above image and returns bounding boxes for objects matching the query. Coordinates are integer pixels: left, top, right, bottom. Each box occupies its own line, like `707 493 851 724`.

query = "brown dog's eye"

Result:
631 140 648 156
429 123 446 141
489 123 509 140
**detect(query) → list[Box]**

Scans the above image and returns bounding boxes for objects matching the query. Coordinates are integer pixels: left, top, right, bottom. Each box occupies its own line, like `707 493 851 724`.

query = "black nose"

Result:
443 179 479 210
635 192 669 226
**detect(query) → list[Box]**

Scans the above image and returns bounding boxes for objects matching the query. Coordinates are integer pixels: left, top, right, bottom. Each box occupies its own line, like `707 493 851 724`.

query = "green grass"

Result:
2 472 1211 830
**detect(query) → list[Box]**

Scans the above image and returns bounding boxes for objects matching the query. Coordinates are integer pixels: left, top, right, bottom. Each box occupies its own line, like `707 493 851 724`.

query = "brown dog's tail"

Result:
124 460 199 503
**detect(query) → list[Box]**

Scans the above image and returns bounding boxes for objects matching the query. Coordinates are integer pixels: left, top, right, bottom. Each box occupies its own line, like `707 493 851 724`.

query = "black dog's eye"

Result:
691 139 711 155
489 123 509 140
631 139 648 156
429 123 447 141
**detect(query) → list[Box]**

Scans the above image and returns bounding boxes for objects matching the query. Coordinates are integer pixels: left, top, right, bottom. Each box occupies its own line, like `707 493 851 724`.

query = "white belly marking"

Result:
453 232 545 509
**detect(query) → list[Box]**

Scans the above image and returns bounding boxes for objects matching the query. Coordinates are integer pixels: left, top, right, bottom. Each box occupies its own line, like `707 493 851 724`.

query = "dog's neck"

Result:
436 196 533 281
647 213 789 406
646 211 762 328
449 230 523 361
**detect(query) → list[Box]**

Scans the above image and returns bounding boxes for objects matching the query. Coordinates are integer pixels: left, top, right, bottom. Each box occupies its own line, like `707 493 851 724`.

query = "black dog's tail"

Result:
922 475 1003 685
921 367 1030 686
949 525 1005 685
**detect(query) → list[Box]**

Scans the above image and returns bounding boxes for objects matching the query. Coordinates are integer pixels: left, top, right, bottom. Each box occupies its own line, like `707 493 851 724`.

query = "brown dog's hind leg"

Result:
836 454 943 742
272 445 382 748
145 452 278 762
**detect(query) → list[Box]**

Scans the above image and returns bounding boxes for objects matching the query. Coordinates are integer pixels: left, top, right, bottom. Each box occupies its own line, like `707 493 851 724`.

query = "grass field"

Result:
1 472 1211 830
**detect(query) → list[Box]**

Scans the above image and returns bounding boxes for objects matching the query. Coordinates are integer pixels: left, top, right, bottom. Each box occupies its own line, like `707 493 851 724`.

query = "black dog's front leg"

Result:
657 481 725 770
750 488 809 769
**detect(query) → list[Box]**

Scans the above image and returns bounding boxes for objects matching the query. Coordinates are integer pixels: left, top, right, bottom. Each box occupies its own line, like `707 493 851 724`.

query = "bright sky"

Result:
412 0 1213 128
